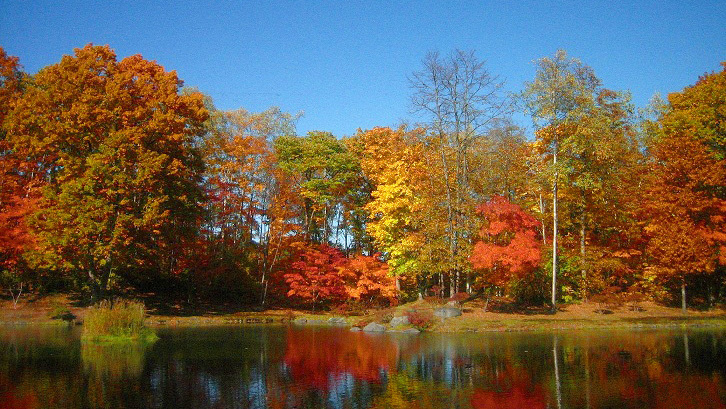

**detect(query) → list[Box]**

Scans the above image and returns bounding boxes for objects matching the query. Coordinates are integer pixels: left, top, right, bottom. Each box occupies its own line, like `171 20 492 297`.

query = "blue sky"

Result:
1 1 724 137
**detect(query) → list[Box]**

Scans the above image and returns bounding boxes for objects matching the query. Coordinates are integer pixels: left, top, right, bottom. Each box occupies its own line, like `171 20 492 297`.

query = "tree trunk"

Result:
551 142 559 311
450 269 457 298
580 212 587 301
539 192 547 245
681 279 687 313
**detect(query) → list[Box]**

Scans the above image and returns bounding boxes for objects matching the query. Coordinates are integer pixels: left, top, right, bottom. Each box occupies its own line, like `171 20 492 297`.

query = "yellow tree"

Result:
356 127 427 283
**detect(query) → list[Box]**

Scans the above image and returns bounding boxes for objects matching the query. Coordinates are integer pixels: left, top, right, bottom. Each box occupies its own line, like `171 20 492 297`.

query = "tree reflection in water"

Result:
0 326 724 408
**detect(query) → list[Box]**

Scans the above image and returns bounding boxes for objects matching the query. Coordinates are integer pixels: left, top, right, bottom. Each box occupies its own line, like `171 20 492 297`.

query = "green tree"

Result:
274 131 359 244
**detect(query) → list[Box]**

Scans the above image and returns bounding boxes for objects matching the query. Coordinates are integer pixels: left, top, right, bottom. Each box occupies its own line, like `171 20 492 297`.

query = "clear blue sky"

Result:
1 1 724 137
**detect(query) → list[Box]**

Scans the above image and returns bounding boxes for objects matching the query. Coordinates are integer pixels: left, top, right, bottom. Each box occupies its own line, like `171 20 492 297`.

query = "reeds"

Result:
82 299 156 342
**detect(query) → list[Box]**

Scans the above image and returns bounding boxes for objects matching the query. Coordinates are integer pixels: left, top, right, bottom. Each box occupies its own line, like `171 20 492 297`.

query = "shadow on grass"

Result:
135 292 265 317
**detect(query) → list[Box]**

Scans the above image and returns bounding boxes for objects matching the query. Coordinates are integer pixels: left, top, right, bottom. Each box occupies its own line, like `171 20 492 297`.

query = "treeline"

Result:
0 45 724 311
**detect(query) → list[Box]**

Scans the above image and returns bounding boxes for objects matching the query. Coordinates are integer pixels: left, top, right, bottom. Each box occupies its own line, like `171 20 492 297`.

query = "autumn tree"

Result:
0 47 37 305
274 131 360 244
355 127 427 283
410 49 511 296
197 103 300 304
5 44 208 301
470 196 542 304
283 243 349 310
642 63 726 311
543 89 642 300
340 253 398 307
471 123 532 203
522 50 601 309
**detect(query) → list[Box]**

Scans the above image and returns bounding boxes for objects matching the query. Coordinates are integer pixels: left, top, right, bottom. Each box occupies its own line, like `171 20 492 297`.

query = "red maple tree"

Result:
470 196 542 288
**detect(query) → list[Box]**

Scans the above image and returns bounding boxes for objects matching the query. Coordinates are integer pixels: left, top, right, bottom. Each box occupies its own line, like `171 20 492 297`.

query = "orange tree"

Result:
470 195 542 302
642 63 726 311
5 44 208 301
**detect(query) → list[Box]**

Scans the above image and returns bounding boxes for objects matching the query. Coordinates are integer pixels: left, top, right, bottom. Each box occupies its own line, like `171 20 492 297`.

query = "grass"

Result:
82 300 158 343
3 294 725 334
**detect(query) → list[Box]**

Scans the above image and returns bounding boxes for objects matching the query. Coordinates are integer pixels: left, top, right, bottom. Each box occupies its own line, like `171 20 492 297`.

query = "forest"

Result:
0 44 724 313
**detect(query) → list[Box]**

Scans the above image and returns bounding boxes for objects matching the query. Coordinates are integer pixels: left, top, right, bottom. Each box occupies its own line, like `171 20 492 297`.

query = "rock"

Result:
328 317 347 325
389 316 410 326
362 322 386 332
386 326 420 334
293 317 308 325
433 306 462 318
350 326 361 332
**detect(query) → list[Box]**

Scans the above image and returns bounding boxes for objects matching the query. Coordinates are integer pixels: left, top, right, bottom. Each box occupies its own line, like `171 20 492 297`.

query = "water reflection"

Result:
81 342 148 379
0 326 724 408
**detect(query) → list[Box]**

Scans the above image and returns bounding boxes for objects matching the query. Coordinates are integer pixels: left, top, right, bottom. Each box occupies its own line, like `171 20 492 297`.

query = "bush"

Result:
405 310 433 331
48 303 75 322
82 300 156 342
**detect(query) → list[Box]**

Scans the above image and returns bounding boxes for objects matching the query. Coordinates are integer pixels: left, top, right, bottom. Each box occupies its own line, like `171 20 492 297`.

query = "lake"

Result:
0 325 724 408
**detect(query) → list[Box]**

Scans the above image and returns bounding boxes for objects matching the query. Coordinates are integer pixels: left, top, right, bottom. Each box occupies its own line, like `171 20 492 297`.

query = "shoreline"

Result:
2 295 725 333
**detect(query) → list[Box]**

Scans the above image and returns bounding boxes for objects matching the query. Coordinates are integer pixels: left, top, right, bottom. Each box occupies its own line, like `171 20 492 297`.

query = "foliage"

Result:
470 196 542 288
410 50 511 296
0 47 39 302
274 131 360 243
641 64 726 310
356 127 427 277
5 44 208 301
82 299 156 342
339 253 398 306
283 243 349 309
404 309 434 330
283 243 398 310
1 44 725 311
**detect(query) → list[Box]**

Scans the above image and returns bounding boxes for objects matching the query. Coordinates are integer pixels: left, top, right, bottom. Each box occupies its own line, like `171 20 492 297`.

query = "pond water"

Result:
0 325 724 409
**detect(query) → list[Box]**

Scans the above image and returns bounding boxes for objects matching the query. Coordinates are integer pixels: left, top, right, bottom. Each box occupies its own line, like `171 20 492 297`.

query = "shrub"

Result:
352 319 371 329
405 310 433 331
449 292 469 304
48 302 74 321
82 300 156 342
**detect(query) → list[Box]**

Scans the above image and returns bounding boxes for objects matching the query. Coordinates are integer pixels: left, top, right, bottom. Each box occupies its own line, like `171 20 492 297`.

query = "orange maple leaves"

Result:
470 196 542 287
283 243 397 308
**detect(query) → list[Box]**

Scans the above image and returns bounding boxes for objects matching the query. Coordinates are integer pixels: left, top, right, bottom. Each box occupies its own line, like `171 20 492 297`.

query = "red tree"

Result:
283 243 349 309
0 47 40 306
470 196 542 288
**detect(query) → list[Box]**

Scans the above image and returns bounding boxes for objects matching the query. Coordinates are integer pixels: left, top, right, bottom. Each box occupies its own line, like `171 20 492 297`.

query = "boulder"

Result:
433 306 462 318
350 326 362 332
386 326 420 334
362 322 386 332
327 317 347 325
400 327 421 334
389 316 410 326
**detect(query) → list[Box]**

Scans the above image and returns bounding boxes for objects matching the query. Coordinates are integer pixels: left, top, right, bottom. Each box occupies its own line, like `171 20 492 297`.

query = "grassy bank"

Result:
2 294 725 333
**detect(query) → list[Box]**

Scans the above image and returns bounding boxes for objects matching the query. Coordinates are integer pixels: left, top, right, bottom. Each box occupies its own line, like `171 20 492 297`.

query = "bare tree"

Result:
410 49 511 297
